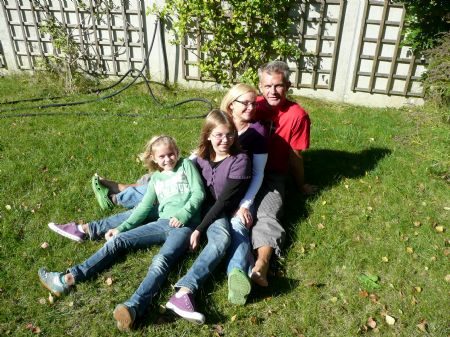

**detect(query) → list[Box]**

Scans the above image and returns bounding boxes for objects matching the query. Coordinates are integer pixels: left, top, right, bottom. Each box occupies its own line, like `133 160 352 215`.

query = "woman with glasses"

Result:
165 109 251 324
219 84 268 305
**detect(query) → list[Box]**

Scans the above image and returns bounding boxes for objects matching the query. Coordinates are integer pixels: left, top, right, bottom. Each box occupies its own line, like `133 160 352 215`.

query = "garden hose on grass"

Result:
0 17 213 119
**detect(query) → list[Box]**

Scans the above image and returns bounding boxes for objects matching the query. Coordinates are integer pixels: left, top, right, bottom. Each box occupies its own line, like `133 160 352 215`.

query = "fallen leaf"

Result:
231 314 237 322
105 277 113 286
309 243 316 249
385 314 396 325
38 298 46 305
5 205 11 210
67 301 74 307
367 317 377 329
414 286 422 293
317 223 325 230
435 225 444 233
406 247 414 254
359 290 369 298
358 274 381 291
413 221 421 227
411 296 418 305
416 319 428 332
330 296 338 303
250 316 257 324
212 324 224 336
48 293 54 304
344 184 349 189
367 206 373 211
444 249 450 256
382 256 389 262
321 200 327 205
369 293 378 303
40 242 49 249
25 323 41 334
444 274 450 283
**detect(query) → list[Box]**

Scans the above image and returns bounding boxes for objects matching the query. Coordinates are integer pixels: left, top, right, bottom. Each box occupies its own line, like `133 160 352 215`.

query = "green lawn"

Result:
0 74 449 336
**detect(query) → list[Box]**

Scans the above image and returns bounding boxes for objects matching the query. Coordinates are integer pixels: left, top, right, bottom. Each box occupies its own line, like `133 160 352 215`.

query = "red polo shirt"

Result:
255 96 311 173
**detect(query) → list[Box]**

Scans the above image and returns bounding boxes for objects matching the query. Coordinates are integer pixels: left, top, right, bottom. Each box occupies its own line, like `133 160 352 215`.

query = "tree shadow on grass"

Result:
276 147 392 274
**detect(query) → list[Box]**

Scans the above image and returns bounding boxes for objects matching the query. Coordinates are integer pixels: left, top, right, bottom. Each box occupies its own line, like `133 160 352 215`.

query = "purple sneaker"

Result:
48 222 86 242
165 292 205 324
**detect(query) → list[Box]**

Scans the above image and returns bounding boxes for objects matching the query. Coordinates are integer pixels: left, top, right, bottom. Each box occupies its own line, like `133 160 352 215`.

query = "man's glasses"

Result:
234 100 257 108
210 133 235 140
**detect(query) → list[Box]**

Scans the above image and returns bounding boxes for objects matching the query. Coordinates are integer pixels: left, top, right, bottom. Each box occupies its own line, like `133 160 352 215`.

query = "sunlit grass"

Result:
0 74 448 336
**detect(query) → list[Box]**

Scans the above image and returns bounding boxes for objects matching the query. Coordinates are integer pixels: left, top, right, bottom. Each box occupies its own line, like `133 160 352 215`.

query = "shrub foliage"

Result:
153 0 302 85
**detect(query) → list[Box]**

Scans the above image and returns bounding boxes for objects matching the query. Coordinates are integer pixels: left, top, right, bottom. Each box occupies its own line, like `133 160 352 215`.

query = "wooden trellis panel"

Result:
352 0 425 97
288 0 344 90
0 0 146 75
181 0 345 90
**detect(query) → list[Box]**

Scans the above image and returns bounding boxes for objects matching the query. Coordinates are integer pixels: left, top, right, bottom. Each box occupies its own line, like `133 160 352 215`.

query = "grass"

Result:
0 74 449 336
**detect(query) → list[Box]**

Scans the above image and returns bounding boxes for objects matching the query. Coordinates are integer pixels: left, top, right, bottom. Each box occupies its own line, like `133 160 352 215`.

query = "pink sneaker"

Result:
166 292 205 324
48 222 86 242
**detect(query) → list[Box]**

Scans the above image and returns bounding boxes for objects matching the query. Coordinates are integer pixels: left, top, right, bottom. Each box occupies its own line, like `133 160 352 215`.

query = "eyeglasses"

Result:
210 133 235 140
234 100 257 108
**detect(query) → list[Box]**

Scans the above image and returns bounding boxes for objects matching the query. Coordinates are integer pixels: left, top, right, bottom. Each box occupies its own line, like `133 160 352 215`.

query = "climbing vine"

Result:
153 0 302 86
32 0 124 92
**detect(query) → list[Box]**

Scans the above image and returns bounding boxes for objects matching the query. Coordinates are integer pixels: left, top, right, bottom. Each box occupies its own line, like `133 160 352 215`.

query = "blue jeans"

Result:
175 217 231 292
226 216 254 275
69 219 193 317
88 207 158 240
116 184 148 209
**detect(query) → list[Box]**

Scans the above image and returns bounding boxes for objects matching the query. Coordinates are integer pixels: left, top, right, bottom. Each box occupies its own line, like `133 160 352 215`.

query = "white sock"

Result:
77 225 85 233
175 289 190 298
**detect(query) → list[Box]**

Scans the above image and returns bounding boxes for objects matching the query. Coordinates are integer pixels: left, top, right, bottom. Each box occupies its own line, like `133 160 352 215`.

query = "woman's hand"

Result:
169 217 183 228
105 228 119 241
235 206 253 228
190 230 201 251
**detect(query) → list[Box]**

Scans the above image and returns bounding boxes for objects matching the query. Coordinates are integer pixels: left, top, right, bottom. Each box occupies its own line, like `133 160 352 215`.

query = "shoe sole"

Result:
92 174 114 210
39 277 63 297
165 301 205 325
48 222 84 242
228 270 251 305
113 305 133 331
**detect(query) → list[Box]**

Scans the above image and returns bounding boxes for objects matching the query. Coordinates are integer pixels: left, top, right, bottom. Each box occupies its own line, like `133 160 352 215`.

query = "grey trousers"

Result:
251 172 287 256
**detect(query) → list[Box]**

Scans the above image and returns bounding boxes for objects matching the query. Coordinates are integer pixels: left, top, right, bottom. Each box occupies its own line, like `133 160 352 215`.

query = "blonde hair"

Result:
140 135 179 172
197 109 240 160
220 83 257 116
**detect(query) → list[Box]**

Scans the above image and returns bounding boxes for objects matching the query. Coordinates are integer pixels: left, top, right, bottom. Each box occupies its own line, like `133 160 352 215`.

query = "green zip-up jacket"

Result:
116 158 205 233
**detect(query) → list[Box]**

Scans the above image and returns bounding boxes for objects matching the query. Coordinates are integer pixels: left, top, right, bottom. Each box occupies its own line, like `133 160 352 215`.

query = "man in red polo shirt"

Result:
251 60 316 287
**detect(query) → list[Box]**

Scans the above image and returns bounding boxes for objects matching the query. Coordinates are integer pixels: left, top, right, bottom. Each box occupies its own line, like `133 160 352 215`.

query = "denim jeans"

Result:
175 217 231 292
69 219 193 317
226 216 254 275
87 206 158 240
115 184 148 209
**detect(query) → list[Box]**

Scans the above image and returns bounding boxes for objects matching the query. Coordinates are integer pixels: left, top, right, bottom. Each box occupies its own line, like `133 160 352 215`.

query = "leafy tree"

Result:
396 0 450 52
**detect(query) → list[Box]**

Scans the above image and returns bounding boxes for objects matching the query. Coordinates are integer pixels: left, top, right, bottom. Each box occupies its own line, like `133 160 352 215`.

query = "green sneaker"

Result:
38 268 70 297
113 304 136 331
92 174 114 211
228 268 251 305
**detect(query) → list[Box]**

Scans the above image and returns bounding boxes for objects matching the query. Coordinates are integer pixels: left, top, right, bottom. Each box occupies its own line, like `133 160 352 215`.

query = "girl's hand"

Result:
236 207 253 228
105 229 119 241
190 230 201 251
169 217 183 228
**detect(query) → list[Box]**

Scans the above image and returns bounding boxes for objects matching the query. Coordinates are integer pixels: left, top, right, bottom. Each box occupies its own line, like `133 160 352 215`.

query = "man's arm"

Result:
289 149 317 195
